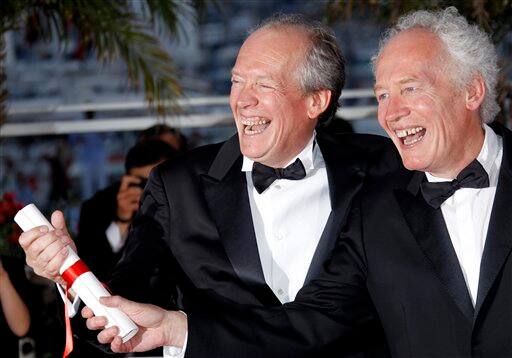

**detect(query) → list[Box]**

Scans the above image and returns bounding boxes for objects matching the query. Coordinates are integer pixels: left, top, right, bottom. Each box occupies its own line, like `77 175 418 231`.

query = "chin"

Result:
402 157 429 173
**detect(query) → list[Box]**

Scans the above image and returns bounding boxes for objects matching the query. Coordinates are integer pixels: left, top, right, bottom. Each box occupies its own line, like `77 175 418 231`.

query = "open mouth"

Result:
241 117 271 135
395 126 426 146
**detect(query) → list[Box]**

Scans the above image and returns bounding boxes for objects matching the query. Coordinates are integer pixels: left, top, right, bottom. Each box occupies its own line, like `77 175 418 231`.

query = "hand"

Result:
116 175 143 222
82 295 187 353
18 210 76 284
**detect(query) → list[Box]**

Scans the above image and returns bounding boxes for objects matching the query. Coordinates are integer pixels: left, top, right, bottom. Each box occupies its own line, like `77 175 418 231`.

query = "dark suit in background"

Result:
75 183 122 281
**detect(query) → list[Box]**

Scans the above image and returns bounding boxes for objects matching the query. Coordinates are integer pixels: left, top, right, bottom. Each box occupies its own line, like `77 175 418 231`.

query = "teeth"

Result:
241 118 268 126
244 127 266 135
395 126 424 138
403 133 425 145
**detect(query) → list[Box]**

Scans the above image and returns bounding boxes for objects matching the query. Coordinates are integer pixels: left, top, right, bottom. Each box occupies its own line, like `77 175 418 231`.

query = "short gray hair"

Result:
372 7 499 123
252 14 345 126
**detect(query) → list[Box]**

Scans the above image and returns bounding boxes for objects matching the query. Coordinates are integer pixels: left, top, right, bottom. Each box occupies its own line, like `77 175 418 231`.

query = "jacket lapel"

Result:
304 133 366 284
475 124 512 317
201 135 279 305
395 172 474 322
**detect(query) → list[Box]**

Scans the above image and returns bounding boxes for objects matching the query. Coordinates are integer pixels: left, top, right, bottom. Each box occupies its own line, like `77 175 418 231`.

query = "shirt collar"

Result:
242 133 317 173
426 124 502 185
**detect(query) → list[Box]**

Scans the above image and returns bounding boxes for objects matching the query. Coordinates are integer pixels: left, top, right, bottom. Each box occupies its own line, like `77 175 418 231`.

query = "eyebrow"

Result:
373 77 420 93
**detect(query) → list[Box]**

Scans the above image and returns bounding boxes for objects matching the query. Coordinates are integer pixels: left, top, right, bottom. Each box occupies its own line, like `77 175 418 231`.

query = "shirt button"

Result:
274 184 282 190
277 288 284 295
275 232 284 241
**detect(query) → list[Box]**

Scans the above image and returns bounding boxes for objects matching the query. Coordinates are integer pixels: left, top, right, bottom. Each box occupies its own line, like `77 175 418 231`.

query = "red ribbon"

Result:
62 260 90 288
61 260 90 358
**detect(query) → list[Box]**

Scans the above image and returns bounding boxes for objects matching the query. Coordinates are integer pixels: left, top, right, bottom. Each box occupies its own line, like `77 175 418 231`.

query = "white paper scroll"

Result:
15 204 138 343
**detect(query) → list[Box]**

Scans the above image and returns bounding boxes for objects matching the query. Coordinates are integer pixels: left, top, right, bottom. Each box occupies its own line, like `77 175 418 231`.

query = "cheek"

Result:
229 89 239 111
376 105 392 133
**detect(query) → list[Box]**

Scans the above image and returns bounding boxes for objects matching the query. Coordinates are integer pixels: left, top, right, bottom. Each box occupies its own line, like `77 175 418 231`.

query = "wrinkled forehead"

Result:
375 29 449 81
234 27 310 73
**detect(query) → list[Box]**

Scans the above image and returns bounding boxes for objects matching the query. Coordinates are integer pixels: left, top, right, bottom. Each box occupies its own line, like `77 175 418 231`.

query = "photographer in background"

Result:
74 139 178 282
138 124 188 153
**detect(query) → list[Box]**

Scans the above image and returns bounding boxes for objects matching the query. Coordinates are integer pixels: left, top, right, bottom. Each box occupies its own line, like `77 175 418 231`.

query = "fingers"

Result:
19 226 48 249
51 210 69 235
81 306 94 319
51 210 77 252
86 315 109 330
117 186 142 220
97 325 119 344
110 336 129 353
82 306 109 331
99 295 127 309
20 227 69 280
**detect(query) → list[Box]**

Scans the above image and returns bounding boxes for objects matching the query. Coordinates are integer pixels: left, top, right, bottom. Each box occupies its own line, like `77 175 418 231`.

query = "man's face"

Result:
230 27 318 167
374 29 483 178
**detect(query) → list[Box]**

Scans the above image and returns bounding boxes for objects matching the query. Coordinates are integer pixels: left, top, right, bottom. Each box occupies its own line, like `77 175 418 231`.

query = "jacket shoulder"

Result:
318 131 401 176
153 139 227 180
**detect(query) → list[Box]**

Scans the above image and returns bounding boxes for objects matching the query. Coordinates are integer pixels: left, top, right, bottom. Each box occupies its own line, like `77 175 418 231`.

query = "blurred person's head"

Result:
230 13 345 168
139 124 187 152
125 139 178 181
372 7 498 178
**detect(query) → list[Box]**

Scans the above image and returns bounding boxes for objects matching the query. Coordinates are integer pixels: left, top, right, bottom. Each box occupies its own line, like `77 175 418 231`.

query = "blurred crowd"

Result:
0 123 187 357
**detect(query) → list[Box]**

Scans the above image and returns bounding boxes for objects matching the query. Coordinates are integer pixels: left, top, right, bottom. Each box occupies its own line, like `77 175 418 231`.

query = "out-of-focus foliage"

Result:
0 0 207 126
326 0 512 125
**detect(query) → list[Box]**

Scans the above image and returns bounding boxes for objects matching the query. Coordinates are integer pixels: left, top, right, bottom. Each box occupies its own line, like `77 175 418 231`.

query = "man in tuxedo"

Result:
19 14 395 357
82 7 512 358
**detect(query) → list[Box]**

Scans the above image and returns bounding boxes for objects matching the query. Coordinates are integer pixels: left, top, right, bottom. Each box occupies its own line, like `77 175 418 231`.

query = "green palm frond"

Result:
1 0 208 120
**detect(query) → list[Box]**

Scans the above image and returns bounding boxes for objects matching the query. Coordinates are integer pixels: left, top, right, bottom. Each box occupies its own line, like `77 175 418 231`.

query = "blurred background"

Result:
0 1 511 357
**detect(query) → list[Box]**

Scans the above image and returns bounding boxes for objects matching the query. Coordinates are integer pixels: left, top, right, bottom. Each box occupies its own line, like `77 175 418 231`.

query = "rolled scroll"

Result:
15 204 138 343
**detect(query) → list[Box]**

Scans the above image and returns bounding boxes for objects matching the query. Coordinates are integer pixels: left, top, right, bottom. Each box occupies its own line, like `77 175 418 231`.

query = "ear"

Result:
465 74 486 112
306 89 332 120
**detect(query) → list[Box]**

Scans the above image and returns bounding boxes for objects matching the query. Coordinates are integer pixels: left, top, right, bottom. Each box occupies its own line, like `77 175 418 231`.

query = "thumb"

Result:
100 295 133 311
51 210 69 234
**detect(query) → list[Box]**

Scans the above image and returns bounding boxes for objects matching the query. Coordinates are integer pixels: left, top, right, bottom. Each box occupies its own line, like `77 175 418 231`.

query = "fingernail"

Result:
40 226 49 233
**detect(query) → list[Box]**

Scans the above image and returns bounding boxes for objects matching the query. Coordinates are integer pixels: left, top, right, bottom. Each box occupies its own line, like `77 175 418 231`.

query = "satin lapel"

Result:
201 135 278 305
475 126 512 317
395 172 474 322
305 134 365 284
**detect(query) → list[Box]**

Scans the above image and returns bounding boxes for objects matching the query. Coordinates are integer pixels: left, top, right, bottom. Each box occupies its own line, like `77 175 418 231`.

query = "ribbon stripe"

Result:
61 260 90 358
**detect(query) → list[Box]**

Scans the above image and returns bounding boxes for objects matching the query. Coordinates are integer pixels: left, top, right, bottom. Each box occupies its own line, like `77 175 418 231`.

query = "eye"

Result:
402 86 416 94
376 92 389 102
231 77 243 85
258 83 275 90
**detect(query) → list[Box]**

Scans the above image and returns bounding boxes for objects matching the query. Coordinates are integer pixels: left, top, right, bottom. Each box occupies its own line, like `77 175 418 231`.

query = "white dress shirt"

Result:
105 221 127 253
425 124 503 306
242 134 331 303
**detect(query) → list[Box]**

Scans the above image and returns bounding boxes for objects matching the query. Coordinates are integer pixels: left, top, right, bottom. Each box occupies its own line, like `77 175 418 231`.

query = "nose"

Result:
382 95 410 123
236 84 258 109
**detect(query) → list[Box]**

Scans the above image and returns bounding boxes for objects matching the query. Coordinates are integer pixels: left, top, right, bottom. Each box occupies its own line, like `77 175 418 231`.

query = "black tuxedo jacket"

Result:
75 183 124 282
106 131 397 356
187 124 512 357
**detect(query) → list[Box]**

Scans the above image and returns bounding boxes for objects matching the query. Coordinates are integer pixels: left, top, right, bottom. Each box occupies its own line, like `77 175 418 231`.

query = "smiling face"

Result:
230 27 320 168
374 29 485 178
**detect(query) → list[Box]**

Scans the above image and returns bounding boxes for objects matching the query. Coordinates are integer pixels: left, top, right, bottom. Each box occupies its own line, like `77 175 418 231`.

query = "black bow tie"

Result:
252 158 306 194
420 159 490 209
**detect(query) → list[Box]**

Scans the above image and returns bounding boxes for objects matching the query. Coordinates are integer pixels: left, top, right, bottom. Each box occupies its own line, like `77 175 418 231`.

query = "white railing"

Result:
1 89 377 137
